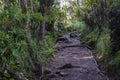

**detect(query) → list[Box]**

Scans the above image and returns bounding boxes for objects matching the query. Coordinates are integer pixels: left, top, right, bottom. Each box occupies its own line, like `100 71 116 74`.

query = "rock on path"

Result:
43 31 109 80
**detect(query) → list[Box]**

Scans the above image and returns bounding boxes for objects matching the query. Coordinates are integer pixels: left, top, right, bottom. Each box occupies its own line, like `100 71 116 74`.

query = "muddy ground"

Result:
42 32 109 80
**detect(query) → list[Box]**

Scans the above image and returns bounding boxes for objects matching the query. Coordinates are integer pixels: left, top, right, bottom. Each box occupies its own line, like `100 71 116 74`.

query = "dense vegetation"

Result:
0 0 120 80
76 0 120 79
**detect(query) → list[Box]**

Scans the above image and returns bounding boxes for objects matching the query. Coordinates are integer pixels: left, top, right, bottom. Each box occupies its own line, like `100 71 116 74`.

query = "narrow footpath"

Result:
43 31 109 80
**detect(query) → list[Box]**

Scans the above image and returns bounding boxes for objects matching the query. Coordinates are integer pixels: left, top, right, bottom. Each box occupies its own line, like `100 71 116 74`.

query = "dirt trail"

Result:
43 31 109 80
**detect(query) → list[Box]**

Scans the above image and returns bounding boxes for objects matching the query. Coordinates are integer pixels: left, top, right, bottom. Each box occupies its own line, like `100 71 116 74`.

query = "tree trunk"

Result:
41 15 46 42
19 0 42 76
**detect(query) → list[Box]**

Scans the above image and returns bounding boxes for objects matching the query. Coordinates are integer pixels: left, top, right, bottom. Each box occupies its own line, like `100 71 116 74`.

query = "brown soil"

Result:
42 32 109 80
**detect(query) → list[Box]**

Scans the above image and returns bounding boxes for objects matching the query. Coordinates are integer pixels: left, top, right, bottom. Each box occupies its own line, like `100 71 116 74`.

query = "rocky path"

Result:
43 31 109 80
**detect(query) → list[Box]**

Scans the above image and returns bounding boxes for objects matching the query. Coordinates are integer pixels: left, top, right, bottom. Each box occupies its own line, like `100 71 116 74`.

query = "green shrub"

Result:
107 52 120 78
96 28 111 55
83 27 111 56
66 21 87 32
84 27 99 47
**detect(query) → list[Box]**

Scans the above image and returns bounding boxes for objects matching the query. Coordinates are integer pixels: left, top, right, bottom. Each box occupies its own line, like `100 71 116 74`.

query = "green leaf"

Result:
1 56 7 62
10 78 15 80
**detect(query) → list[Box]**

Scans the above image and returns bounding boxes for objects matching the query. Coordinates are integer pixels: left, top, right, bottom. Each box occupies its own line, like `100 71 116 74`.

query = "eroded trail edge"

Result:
43 31 109 80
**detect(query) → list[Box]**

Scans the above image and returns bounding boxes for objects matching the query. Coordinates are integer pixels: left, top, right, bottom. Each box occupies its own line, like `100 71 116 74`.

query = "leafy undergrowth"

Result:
0 2 58 79
0 27 56 80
